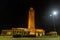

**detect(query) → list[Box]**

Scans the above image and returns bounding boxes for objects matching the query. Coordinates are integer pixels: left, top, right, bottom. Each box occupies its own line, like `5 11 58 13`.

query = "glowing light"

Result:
50 15 52 16
7 32 11 35
53 11 58 15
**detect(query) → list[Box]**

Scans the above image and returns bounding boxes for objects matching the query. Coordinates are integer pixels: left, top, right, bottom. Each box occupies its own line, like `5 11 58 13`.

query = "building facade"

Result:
1 7 45 37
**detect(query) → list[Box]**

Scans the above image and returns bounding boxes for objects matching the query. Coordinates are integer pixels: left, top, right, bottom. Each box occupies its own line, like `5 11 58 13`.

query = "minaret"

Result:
28 7 35 35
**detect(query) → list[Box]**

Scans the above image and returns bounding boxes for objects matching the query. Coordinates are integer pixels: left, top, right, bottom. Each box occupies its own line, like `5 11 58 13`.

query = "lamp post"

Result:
52 14 56 31
50 11 58 31
50 11 58 36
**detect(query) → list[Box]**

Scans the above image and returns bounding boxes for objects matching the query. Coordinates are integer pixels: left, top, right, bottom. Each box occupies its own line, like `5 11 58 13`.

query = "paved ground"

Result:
12 38 60 40
0 36 60 40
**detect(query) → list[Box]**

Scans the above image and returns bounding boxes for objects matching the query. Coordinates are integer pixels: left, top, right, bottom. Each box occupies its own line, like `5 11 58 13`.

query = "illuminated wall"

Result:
28 7 35 35
28 7 35 29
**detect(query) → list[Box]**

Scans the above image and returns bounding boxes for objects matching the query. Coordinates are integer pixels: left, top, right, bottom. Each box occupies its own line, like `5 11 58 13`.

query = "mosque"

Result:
1 7 45 36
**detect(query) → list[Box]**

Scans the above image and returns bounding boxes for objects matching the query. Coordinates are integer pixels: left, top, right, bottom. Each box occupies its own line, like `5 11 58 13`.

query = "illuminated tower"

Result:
28 7 35 35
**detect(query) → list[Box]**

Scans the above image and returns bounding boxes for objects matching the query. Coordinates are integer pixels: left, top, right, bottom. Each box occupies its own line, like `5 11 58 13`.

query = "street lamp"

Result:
50 11 58 36
50 11 58 32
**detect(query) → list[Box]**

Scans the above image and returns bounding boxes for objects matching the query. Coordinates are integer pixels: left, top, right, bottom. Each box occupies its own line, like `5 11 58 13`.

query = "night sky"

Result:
0 0 60 35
